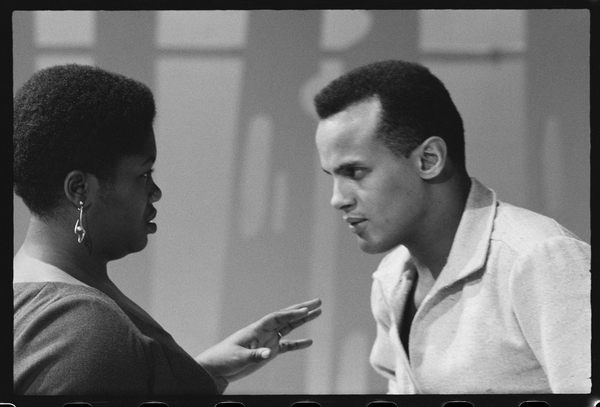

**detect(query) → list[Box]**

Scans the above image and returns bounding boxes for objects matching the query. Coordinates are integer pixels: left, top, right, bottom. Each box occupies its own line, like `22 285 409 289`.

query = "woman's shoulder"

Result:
15 281 121 309
14 281 134 338
13 281 217 395
14 282 153 394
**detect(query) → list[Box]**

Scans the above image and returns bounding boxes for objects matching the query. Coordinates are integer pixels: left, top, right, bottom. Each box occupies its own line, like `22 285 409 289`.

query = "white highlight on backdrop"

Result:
34 10 96 47
321 10 373 51
35 56 95 72
300 59 347 119
241 115 274 239
306 151 340 394
152 58 243 355
156 10 249 49
335 330 370 393
303 59 347 394
271 171 288 234
419 10 526 53
33 11 95 70
542 116 565 218
427 60 528 210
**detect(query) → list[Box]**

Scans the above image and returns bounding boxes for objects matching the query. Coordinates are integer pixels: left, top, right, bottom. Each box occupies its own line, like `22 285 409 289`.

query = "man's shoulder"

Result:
492 201 587 253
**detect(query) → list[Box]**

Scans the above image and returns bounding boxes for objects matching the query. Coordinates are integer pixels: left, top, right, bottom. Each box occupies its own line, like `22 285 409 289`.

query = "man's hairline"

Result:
317 94 382 122
316 94 412 162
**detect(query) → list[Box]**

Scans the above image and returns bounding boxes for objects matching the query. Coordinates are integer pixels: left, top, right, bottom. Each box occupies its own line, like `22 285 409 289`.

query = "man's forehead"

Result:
316 101 380 147
328 96 381 124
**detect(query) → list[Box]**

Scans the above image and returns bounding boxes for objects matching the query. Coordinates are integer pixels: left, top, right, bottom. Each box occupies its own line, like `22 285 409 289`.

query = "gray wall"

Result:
13 10 590 394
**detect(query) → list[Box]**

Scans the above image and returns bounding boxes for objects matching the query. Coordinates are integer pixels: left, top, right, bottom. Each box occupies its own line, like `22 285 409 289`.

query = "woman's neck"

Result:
15 216 161 329
17 216 112 289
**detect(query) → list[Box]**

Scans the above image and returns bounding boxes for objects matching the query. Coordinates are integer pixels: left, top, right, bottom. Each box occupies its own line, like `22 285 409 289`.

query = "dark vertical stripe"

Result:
95 10 157 311
221 10 321 393
95 11 156 88
329 10 420 393
526 10 590 242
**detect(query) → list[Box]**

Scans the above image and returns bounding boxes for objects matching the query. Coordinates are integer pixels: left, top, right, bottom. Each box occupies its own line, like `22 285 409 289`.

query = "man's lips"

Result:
343 216 367 231
344 215 366 224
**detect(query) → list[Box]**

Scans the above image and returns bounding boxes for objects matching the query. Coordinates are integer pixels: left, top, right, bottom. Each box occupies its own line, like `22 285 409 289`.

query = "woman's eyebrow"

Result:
141 156 156 166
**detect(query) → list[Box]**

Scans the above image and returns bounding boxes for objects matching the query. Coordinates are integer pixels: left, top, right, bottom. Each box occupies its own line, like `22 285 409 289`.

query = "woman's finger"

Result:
280 298 322 312
277 308 322 336
278 338 313 354
258 299 322 332
258 308 309 331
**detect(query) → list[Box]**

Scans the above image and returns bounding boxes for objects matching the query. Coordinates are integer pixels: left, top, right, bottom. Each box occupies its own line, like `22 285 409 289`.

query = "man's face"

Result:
315 98 427 254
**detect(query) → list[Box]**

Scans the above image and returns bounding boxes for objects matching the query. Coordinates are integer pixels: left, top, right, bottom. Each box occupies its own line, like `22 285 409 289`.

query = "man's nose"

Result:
330 179 354 211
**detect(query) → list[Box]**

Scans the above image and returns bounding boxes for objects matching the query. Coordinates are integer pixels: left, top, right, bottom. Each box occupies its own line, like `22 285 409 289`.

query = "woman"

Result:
13 64 322 395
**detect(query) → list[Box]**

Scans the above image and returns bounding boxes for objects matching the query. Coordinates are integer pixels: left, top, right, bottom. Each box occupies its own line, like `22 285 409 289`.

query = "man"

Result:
313 60 590 394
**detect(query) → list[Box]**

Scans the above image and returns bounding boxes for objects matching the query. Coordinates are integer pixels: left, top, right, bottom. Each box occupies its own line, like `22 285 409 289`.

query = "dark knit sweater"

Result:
14 282 218 395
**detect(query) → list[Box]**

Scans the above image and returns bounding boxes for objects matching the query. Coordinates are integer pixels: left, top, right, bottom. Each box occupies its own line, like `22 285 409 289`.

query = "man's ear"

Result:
415 137 447 180
63 170 89 207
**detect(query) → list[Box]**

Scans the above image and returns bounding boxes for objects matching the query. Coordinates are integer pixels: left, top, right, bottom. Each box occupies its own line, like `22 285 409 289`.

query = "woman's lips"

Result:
146 209 157 233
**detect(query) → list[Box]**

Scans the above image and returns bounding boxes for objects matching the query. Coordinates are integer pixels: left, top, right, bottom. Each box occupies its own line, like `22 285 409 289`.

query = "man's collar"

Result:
432 177 497 290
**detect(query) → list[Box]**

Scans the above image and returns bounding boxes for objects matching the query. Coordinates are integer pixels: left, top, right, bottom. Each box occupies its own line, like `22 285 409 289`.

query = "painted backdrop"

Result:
13 10 590 394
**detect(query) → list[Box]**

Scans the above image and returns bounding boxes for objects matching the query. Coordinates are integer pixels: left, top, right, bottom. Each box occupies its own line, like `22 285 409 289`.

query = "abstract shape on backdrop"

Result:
271 171 288 234
334 329 369 393
321 10 373 51
240 114 274 238
541 115 565 218
299 60 345 118
156 10 248 49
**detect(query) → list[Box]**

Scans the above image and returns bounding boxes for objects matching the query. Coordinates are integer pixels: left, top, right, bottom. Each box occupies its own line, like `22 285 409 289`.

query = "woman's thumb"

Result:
253 347 271 361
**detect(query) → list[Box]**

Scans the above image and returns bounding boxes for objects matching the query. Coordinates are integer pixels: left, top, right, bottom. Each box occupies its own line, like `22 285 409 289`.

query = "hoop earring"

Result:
74 201 86 243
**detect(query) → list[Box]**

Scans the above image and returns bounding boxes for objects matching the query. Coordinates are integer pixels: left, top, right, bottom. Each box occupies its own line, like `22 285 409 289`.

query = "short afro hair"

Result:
314 60 465 172
14 64 156 218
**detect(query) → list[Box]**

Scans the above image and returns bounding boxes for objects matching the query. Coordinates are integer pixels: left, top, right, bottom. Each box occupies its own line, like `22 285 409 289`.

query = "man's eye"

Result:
345 168 366 180
142 169 155 178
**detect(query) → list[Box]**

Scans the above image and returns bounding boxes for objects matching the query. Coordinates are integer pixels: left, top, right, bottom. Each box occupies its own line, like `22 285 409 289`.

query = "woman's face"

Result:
86 128 162 261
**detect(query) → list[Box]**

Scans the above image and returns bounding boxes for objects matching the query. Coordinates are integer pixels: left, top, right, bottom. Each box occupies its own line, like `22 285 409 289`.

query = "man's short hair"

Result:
314 60 466 172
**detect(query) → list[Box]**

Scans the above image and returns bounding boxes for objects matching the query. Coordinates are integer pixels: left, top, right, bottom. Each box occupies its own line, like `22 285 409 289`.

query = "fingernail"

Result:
261 349 271 359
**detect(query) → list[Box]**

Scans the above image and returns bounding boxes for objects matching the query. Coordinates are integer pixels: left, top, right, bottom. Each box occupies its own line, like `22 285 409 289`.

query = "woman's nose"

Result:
150 182 162 202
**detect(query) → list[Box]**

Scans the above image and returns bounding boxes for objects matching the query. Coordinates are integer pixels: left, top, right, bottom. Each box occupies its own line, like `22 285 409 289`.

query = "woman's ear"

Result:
416 136 447 180
63 170 89 207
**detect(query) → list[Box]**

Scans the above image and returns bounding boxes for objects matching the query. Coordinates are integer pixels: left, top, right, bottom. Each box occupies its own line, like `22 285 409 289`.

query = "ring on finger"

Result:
277 331 283 340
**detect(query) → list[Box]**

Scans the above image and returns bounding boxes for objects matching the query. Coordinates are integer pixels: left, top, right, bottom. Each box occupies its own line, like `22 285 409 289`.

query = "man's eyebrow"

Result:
323 161 363 175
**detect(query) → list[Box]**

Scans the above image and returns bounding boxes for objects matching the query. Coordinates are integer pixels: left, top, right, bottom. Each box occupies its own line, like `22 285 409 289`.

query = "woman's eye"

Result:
142 168 154 178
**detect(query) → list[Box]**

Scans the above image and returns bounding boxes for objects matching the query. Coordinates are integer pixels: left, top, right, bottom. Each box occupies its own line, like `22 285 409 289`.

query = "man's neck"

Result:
408 175 471 281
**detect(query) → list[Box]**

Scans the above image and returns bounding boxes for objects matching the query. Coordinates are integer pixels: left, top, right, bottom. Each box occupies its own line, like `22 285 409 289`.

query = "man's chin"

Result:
358 238 386 254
